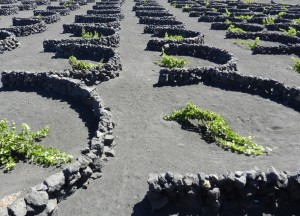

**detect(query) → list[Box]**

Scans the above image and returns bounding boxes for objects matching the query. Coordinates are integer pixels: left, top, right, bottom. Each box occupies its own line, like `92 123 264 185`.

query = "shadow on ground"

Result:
0 87 98 140
132 196 300 216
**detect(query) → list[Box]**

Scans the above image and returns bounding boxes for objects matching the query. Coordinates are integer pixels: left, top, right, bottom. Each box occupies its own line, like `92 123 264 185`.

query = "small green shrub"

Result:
280 26 297 36
154 49 189 69
234 15 253 20
211 7 217 12
276 11 286 19
243 0 253 4
34 14 43 20
69 56 103 70
234 37 260 50
224 8 231 17
0 120 73 171
81 28 100 39
182 4 191 9
224 19 232 24
293 18 300 25
204 1 209 7
171 2 176 7
63 1 73 6
164 32 183 41
164 102 265 155
263 15 275 25
227 25 245 33
292 57 300 73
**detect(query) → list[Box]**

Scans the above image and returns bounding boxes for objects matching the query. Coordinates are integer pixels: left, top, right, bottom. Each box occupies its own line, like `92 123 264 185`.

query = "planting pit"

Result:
0 90 93 199
0 30 19 54
0 17 46 37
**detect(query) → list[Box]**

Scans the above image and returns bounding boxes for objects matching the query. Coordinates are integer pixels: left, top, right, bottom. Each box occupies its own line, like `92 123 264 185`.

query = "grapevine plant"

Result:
164 102 265 155
0 120 72 171
81 28 100 39
154 49 189 69
164 32 183 41
69 56 103 70
292 57 300 73
280 27 297 36
227 25 245 33
234 37 260 50
263 15 274 25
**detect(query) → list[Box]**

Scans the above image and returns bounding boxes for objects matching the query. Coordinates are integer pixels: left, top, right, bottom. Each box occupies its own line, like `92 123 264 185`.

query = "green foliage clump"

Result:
224 19 232 24
280 26 297 36
243 0 253 4
154 49 189 69
81 28 100 39
34 14 43 20
292 57 300 73
227 25 245 33
263 15 274 25
182 4 191 9
164 102 265 155
0 120 73 171
164 32 183 41
234 15 253 20
234 37 260 50
69 56 103 70
293 18 300 25
204 0 209 7
171 2 176 7
276 11 286 19
224 8 231 17
63 1 73 6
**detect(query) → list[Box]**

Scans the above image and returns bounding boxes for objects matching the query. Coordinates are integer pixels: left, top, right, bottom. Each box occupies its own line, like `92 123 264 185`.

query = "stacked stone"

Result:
146 29 204 51
46 0 124 85
0 5 19 16
62 24 118 36
139 16 184 25
86 9 124 20
33 10 61 24
0 0 17 4
0 71 116 216
18 0 37 11
147 167 300 214
0 30 20 54
134 2 186 34
46 5 71 16
211 22 264 32
0 18 46 37
63 21 120 33
135 10 173 17
75 14 123 22
44 34 120 51
266 23 300 32
158 67 300 111
252 44 300 55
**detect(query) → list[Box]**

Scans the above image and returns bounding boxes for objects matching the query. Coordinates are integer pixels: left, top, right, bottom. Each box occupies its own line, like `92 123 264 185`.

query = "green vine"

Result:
164 102 265 155
69 56 103 70
227 25 245 33
154 49 189 69
81 28 100 39
280 27 297 36
0 120 73 171
234 15 253 20
292 57 300 73
293 18 300 25
263 15 275 25
164 32 183 41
